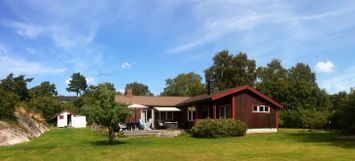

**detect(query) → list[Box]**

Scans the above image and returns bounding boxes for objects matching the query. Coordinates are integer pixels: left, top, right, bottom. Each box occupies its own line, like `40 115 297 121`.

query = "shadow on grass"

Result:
285 129 355 149
89 140 128 146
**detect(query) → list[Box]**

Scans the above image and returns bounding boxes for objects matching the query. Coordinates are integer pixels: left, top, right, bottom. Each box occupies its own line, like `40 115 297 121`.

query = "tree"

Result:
66 73 88 96
205 51 256 91
125 82 153 96
161 72 206 96
85 83 129 144
0 91 19 120
285 63 331 111
336 88 355 133
0 73 33 101
30 81 58 98
256 59 288 104
28 96 64 122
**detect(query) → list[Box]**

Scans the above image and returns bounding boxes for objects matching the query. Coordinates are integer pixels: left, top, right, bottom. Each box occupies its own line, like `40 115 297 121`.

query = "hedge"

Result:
191 119 247 138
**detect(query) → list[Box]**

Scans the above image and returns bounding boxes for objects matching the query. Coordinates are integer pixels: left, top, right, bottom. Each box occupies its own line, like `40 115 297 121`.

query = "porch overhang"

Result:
153 107 181 112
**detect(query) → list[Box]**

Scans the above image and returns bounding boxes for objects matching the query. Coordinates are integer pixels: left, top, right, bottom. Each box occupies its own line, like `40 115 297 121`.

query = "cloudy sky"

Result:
0 0 354 95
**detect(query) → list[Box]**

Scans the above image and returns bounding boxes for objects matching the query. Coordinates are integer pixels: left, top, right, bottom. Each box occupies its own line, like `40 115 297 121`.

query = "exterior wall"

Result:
57 112 71 127
72 116 87 128
125 108 142 124
235 91 277 129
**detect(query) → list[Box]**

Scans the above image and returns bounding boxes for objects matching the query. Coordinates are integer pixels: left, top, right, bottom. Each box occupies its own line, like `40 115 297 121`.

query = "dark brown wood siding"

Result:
235 91 277 128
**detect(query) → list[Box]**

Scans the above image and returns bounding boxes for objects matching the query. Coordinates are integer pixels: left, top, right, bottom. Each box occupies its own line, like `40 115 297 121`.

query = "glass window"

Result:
252 105 270 113
59 115 64 119
187 107 195 121
253 106 258 112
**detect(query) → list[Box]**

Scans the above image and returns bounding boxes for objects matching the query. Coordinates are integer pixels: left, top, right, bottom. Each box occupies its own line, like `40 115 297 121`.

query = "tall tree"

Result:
125 82 153 96
85 83 129 144
205 51 256 91
30 81 58 98
0 73 33 101
66 73 88 96
161 72 206 96
256 59 288 104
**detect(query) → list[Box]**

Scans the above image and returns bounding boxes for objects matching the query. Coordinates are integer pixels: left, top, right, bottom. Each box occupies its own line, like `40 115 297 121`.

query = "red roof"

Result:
212 85 284 109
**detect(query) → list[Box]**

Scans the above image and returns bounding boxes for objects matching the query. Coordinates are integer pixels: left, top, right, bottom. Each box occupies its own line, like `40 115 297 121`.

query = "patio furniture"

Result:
164 121 178 129
144 118 153 130
158 120 165 129
118 122 127 131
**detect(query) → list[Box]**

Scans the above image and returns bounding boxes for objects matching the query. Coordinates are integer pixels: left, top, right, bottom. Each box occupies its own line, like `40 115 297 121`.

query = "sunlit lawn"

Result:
0 128 354 161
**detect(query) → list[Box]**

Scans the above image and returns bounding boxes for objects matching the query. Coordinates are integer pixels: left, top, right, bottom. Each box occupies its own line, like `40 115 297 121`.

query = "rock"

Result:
0 111 49 146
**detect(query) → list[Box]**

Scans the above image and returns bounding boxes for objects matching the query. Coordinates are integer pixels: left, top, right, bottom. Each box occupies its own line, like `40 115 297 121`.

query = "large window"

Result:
253 105 270 113
187 107 195 121
219 104 231 118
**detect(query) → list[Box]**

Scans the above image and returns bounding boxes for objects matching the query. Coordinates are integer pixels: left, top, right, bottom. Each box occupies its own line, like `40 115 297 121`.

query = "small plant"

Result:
191 119 247 138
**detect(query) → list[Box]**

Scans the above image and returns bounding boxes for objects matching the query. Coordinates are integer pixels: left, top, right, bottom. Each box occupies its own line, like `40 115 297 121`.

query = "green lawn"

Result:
0 128 354 161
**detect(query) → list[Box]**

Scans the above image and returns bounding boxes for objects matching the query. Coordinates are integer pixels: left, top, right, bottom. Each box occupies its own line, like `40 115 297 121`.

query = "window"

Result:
187 107 195 121
59 115 64 119
252 105 270 113
219 104 231 118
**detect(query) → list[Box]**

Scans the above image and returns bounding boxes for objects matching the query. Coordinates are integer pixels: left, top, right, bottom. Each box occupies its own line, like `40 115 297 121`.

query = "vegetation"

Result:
161 72 206 96
1 128 355 161
191 119 247 138
205 51 256 90
125 82 153 96
83 83 129 144
66 72 88 96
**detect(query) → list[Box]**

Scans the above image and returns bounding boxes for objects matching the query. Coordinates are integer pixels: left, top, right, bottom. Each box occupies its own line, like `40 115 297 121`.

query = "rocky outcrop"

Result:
0 112 49 146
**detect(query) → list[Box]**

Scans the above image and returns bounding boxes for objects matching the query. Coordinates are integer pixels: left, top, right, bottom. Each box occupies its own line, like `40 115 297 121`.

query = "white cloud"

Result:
121 62 134 69
86 77 95 84
65 76 95 85
315 61 335 73
4 21 44 39
0 45 67 75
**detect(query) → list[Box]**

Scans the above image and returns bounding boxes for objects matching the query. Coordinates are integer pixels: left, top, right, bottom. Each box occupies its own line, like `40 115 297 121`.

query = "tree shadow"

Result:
88 139 128 146
284 129 355 149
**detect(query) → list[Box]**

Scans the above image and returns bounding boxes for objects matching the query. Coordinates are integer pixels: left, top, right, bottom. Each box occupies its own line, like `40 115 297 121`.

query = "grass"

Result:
0 128 355 161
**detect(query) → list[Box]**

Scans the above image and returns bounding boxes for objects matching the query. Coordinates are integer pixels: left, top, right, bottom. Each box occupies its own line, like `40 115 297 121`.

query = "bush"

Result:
191 119 247 138
0 92 19 120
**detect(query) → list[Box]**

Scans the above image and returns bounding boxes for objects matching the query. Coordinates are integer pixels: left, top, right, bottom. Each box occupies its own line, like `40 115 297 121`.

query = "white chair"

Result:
144 118 153 130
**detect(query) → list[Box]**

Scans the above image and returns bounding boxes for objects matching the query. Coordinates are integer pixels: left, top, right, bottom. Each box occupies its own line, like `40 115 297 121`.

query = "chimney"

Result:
126 88 133 97
207 77 217 95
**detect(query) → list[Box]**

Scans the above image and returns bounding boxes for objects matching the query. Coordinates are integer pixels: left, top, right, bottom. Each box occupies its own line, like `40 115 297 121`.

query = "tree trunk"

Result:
108 127 113 144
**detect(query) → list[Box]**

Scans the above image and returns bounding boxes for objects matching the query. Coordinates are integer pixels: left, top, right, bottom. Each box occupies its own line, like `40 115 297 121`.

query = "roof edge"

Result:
212 85 284 109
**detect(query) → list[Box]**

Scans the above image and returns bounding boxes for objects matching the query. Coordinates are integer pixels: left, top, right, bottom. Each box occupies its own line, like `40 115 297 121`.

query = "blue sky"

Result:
0 0 355 95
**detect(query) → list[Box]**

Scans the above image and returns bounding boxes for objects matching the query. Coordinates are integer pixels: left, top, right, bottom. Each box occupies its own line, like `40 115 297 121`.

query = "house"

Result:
56 110 87 128
116 86 284 133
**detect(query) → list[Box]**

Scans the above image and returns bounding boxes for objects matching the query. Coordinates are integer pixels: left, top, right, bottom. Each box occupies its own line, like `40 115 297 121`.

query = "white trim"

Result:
252 105 270 113
246 128 277 134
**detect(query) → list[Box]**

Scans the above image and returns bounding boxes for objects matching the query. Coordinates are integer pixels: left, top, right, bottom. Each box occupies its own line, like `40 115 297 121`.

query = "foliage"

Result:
161 72 206 96
28 96 64 122
191 119 247 138
125 82 153 96
0 91 19 120
0 73 33 101
85 83 129 144
30 81 58 98
256 59 288 105
336 88 355 133
66 72 88 96
204 51 256 91
279 109 328 129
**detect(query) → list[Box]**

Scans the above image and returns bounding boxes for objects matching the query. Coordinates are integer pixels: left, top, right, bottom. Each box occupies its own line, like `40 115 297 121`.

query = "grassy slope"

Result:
0 128 354 161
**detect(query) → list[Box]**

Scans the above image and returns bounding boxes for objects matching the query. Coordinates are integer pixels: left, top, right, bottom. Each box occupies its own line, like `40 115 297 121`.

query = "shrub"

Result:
0 92 19 120
191 119 247 138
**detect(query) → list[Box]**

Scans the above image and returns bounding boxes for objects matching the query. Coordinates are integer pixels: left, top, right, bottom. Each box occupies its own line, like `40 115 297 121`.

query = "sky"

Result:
0 0 355 96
